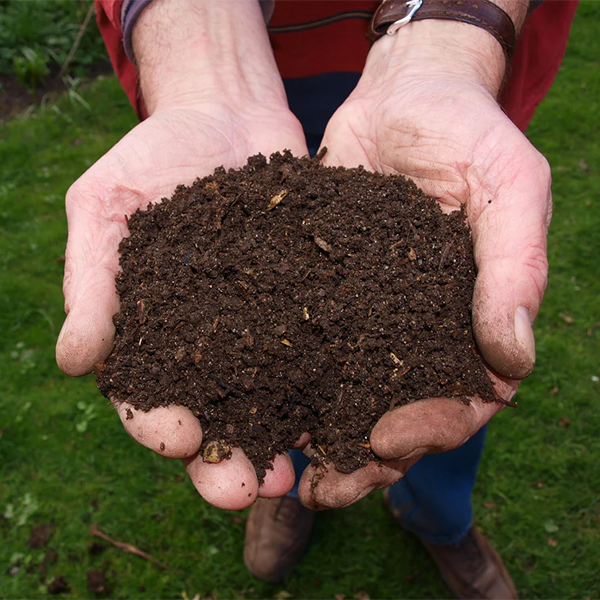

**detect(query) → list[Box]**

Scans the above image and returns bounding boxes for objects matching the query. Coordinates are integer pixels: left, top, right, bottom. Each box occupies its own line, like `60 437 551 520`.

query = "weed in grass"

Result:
4 493 39 528
75 401 98 434
12 47 50 94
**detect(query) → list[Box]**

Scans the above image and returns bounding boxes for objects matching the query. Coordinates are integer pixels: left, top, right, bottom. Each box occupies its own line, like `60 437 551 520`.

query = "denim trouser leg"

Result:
386 425 488 545
287 449 312 500
287 426 487 546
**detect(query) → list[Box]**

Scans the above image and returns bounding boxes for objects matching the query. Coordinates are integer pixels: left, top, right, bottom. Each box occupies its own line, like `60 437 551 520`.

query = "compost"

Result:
96 151 496 481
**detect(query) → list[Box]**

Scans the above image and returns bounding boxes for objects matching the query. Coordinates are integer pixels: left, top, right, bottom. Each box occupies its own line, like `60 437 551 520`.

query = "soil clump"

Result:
96 151 496 481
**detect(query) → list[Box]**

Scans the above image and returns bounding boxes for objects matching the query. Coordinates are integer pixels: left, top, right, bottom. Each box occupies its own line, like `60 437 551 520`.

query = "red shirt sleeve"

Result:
95 0 145 119
500 1 579 131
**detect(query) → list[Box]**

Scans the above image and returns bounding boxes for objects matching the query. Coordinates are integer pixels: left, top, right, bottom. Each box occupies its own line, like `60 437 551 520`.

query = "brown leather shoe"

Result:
244 496 315 583
421 527 518 600
383 489 517 599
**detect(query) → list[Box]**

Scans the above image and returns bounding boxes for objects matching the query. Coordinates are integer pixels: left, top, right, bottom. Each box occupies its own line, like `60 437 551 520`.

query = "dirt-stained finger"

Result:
56 267 120 377
184 447 259 510
298 460 404 510
258 452 296 498
370 395 507 462
291 432 310 449
115 402 202 459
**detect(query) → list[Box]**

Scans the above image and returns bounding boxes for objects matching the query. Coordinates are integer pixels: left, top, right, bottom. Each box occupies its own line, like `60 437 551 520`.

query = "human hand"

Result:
56 0 309 510
299 15 550 509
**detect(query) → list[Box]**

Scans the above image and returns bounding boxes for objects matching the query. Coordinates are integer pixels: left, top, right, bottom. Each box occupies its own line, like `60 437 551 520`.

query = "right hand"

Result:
56 100 309 510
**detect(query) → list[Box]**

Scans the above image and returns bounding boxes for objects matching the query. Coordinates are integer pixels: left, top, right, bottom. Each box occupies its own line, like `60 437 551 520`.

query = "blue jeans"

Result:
287 425 486 546
283 73 487 547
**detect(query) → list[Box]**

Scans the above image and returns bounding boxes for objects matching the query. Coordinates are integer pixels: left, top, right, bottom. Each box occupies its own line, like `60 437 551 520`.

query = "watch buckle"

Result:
386 0 423 35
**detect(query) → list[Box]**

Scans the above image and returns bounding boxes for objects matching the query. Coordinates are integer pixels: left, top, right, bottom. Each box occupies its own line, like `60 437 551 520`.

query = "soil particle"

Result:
28 523 54 548
97 151 496 481
48 574 70 594
88 542 105 556
87 569 111 594
38 549 59 575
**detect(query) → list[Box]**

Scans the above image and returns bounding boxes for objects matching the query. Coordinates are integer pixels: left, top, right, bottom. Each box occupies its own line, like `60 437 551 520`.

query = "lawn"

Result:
1 4 599 599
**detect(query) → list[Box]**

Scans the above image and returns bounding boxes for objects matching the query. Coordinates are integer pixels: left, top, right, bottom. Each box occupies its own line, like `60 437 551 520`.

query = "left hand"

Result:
57 0 310 510
298 21 552 509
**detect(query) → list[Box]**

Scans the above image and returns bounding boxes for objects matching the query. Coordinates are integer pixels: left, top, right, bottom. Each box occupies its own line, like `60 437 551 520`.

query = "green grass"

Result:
1 5 600 598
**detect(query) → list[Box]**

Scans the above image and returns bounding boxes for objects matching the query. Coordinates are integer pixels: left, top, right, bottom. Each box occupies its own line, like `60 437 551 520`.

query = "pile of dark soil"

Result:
96 151 496 481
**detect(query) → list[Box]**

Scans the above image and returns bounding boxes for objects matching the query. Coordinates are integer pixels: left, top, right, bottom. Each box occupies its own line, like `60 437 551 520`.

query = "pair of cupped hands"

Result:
55 37 551 512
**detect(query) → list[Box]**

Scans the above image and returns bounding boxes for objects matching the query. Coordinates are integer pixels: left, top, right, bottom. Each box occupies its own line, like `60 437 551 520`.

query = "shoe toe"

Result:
244 497 315 583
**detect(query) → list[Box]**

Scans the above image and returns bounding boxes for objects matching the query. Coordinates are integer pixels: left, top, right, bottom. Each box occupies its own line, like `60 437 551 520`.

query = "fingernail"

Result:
514 306 536 364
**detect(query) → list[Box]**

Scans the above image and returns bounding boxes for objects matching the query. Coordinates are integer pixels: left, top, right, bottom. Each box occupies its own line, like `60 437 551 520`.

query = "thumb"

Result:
470 136 551 380
56 184 127 376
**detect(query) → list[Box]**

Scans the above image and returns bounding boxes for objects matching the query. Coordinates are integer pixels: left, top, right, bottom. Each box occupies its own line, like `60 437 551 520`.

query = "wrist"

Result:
366 0 529 97
369 20 506 95
132 0 288 115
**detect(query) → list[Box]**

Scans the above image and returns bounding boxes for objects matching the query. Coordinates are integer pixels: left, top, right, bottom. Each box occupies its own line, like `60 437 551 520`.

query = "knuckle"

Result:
65 177 89 210
535 152 552 184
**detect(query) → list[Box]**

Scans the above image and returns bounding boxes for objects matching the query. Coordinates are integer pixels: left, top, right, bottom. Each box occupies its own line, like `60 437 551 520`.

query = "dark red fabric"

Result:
95 0 578 132
95 0 145 118
269 1 377 77
500 0 579 131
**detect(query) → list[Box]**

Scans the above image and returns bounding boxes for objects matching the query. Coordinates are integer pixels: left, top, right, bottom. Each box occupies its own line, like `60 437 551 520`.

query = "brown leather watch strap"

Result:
368 0 517 61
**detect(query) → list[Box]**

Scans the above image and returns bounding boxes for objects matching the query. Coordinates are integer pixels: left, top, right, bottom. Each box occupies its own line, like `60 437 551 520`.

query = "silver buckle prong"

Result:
386 0 423 35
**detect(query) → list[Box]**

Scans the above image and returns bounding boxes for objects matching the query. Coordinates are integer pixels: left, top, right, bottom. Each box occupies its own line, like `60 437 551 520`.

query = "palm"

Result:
70 104 307 237
57 104 307 509
324 79 536 210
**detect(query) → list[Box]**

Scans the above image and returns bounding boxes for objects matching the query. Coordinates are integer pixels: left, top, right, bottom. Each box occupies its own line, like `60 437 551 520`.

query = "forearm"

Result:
365 0 530 97
132 0 288 115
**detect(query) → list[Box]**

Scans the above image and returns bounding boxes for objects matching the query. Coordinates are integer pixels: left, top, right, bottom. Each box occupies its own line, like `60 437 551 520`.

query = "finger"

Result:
115 402 202 459
298 457 414 511
258 452 295 498
469 132 551 379
370 394 507 462
184 447 259 510
56 264 120 376
56 186 128 376
291 432 310 449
